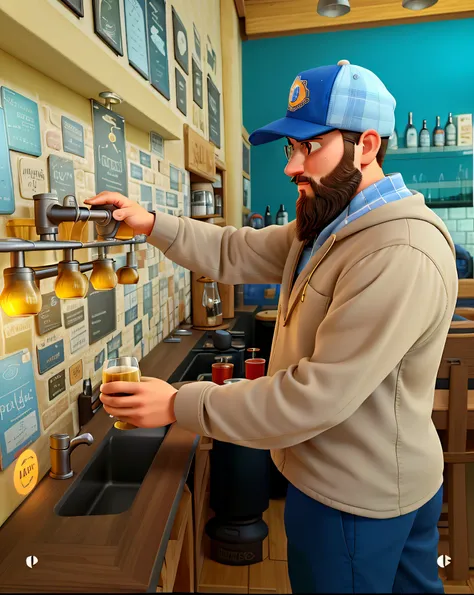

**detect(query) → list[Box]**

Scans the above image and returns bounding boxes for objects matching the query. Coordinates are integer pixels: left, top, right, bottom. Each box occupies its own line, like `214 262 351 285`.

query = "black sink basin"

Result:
55 427 168 517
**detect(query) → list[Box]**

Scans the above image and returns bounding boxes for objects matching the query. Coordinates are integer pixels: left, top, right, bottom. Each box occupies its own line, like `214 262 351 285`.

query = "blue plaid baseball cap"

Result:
249 60 396 146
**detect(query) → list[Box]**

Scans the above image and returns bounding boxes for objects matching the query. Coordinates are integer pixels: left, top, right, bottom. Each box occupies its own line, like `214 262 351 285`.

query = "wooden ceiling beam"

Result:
234 0 246 18
242 0 474 39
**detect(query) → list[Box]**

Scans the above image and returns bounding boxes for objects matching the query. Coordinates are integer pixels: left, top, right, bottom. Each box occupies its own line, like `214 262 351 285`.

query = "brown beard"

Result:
295 140 362 244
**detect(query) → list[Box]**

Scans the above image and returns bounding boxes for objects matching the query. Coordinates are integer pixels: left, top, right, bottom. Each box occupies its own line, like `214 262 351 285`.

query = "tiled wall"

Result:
0 64 194 528
432 207 474 255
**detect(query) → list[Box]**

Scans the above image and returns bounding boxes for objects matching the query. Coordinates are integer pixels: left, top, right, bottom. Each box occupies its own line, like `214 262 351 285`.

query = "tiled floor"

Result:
198 499 474 594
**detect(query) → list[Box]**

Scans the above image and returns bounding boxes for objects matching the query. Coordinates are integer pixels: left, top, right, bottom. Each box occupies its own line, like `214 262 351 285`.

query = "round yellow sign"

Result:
13 449 39 496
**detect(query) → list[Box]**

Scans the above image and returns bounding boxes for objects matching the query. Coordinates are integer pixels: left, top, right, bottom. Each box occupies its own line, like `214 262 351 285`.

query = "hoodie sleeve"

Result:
147 211 294 286
173 245 450 449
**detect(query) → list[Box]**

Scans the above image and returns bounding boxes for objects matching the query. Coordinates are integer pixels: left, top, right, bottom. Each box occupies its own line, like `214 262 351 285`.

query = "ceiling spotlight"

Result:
402 0 438 9
317 0 350 17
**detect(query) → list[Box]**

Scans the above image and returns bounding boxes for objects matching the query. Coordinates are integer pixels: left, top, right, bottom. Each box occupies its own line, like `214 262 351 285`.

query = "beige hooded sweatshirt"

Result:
149 192 458 519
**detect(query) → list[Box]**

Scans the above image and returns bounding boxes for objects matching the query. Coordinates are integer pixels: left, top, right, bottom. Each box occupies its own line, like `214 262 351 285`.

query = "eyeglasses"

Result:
284 140 322 161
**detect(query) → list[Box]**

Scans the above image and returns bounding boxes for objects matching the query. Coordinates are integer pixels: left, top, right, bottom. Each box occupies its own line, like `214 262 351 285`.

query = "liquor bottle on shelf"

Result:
264 205 273 227
433 116 445 147
419 120 430 148
405 112 417 149
276 204 288 226
388 128 398 150
445 113 457 146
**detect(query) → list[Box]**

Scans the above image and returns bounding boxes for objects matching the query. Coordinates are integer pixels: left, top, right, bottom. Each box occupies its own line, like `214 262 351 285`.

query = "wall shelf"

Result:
386 146 473 161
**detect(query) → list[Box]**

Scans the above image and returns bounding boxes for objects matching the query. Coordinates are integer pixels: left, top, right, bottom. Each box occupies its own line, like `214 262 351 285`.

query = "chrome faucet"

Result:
49 432 94 479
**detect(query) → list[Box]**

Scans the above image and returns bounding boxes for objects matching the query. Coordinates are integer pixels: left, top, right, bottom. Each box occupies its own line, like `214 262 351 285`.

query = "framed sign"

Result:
170 165 180 191
193 24 201 63
143 282 153 317
156 188 165 206
134 321 143 346
147 0 170 100
59 0 84 17
107 333 122 358
1 87 41 157
92 100 128 195
124 0 150 79
0 350 41 470
48 370 66 401
166 191 178 208
172 7 188 75
37 340 65 375
140 150 152 168
49 155 76 200
150 131 164 159
207 35 216 74
124 285 138 326
64 306 85 329
61 116 85 157
175 68 187 116
36 292 62 336
207 76 221 148
94 349 106 371
192 58 203 109
0 108 15 215
87 286 116 344
93 0 124 56
130 163 143 180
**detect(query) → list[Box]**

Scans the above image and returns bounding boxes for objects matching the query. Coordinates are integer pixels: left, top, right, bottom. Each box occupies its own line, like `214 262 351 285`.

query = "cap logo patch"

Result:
288 76 310 112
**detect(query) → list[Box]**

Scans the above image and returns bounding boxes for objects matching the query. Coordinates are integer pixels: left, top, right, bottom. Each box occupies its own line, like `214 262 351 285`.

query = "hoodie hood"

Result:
334 192 455 257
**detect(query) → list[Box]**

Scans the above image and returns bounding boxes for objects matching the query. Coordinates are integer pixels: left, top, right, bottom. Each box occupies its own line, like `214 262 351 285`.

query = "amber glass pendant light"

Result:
117 244 139 285
0 253 42 317
55 249 89 299
90 247 118 291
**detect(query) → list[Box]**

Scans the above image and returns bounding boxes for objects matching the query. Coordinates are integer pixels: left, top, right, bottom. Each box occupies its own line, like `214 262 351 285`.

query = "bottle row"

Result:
389 113 460 150
264 204 288 227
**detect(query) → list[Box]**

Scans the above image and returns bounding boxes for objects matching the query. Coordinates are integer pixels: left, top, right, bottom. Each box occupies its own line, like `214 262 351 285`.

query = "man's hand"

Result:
85 192 155 236
100 376 178 428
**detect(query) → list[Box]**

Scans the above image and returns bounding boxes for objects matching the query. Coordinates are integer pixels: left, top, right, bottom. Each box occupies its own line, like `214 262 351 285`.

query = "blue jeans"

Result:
284 483 444 593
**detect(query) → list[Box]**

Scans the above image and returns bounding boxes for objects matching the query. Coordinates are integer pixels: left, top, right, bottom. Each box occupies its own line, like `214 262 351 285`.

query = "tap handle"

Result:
50 433 71 450
91 204 121 240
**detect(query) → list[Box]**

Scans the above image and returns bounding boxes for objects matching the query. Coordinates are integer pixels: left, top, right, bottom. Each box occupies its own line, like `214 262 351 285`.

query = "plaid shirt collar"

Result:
311 173 413 254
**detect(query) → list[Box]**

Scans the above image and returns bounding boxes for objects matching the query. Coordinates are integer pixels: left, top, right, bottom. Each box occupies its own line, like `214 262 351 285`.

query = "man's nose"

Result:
284 154 305 178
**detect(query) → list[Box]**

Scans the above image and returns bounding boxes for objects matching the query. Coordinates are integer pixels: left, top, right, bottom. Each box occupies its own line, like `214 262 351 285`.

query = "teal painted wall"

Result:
242 18 474 221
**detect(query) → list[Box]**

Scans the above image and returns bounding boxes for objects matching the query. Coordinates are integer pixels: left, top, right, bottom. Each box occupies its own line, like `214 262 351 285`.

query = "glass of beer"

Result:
102 356 140 431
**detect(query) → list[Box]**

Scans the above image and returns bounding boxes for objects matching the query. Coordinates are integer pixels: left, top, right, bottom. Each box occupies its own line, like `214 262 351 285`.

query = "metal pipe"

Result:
63 249 74 261
33 261 94 281
11 251 25 268
33 265 58 281
0 236 146 253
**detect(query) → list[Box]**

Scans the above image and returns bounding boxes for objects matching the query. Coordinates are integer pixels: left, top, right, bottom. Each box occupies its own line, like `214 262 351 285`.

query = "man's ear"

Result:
359 130 381 166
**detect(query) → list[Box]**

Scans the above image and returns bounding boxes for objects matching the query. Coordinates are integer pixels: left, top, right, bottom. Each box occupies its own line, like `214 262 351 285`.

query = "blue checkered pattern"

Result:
295 174 413 278
327 65 396 138
249 62 396 146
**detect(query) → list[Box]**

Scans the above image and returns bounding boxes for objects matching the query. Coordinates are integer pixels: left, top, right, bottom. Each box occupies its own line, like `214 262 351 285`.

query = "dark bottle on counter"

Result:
276 204 288 226
264 205 273 226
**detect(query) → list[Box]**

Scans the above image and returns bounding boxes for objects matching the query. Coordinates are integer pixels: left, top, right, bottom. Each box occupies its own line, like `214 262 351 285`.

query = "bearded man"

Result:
87 60 457 593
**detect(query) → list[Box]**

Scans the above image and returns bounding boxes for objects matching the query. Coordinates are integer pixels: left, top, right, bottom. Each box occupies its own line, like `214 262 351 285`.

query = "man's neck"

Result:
355 163 385 196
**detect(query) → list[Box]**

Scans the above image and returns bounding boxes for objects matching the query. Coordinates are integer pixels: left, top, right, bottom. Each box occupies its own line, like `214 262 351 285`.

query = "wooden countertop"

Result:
0 327 207 593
